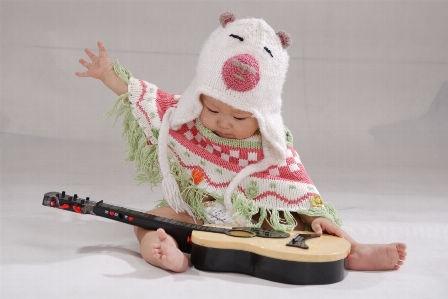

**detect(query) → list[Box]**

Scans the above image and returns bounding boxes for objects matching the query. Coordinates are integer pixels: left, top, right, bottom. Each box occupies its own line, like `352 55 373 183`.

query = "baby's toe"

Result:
397 243 407 251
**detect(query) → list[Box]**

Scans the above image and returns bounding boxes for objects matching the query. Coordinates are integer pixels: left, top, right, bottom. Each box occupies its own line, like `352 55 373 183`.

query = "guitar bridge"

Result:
286 233 320 249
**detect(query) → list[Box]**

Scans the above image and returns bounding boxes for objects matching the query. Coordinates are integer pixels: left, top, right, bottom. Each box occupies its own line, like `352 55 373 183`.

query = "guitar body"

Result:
42 191 350 284
191 229 350 285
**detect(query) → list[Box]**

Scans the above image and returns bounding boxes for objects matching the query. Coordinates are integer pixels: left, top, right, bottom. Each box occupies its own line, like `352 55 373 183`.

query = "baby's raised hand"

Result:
75 41 113 82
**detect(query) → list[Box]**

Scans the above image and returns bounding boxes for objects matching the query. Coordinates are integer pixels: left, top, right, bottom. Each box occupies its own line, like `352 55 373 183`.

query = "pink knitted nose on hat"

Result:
222 54 260 92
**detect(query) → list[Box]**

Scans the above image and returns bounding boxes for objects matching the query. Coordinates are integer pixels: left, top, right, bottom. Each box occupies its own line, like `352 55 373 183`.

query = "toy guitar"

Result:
42 191 350 284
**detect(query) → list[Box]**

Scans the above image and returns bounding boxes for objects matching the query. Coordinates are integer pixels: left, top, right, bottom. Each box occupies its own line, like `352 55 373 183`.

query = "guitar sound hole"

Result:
226 229 256 238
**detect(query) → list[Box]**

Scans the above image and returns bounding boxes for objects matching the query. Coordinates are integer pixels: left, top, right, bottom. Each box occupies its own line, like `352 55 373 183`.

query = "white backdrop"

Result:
1 1 447 298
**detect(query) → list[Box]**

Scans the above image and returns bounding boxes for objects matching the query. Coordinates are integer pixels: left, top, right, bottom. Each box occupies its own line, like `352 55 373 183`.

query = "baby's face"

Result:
199 94 259 140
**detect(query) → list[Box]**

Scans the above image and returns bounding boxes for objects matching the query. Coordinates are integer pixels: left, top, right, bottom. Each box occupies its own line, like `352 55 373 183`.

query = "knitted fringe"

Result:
230 195 298 232
181 185 209 222
296 202 343 227
105 96 162 188
154 199 169 209
230 193 259 225
225 193 341 232
114 60 132 85
264 208 297 232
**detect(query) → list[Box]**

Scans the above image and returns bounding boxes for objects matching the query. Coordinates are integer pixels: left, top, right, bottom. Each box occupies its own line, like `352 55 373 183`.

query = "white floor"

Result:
2 1 448 298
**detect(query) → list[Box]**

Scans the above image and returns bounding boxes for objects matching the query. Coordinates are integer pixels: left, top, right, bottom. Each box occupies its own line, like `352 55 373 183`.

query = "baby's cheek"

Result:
234 124 250 139
199 113 212 130
198 111 206 125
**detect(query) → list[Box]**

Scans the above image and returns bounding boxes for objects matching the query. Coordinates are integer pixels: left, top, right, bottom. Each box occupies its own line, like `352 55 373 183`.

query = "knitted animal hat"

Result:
159 12 292 217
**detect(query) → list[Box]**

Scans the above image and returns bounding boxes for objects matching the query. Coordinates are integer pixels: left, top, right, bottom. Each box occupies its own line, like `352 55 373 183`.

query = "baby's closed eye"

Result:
207 107 218 113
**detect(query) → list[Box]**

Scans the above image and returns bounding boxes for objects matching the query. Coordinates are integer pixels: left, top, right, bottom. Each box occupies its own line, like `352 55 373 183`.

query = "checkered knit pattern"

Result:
128 77 321 212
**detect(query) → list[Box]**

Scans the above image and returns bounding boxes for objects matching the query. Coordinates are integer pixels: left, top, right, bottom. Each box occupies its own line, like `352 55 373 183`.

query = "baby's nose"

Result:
218 117 232 128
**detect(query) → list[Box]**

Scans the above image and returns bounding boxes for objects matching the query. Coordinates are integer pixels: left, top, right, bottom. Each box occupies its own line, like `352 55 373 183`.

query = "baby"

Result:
76 12 406 274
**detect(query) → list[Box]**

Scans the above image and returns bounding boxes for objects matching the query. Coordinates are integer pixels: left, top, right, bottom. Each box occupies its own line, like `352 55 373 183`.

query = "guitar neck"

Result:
92 201 227 235
42 191 290 252
42 191 229 252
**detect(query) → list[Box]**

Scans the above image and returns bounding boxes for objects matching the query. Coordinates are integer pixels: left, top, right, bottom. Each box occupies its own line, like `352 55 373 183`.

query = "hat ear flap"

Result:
219 12 236 28
276 31 291 49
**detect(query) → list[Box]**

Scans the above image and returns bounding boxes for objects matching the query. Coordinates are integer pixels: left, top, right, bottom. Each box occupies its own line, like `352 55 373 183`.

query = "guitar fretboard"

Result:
42 191 290 239
98 202 229 235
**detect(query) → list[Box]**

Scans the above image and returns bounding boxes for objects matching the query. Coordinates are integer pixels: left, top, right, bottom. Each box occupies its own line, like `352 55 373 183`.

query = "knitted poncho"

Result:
107 63 342 231
107 13 342 231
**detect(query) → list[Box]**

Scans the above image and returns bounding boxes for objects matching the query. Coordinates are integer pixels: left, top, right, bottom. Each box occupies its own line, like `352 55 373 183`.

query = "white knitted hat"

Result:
159 12 292 217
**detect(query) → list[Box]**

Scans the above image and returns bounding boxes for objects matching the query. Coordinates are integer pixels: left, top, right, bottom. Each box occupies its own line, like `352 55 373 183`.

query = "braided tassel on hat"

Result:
158 108 195 219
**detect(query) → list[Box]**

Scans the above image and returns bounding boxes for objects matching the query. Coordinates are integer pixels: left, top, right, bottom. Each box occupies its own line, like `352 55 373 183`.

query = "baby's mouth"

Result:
214 131 232 138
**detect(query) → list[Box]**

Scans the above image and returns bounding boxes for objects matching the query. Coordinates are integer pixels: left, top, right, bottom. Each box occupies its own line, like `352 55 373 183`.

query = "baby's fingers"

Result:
330 227 344 238
78 58 90 69
97 41 106 52
97 41 107 56
152 243 161 249
311 222 323 235
84 47 97 61
75 58 91 77
323 225 344 238
75 70 89 77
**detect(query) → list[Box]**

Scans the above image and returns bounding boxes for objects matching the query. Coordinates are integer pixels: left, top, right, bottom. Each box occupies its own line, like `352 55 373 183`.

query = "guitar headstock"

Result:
42 191 100 215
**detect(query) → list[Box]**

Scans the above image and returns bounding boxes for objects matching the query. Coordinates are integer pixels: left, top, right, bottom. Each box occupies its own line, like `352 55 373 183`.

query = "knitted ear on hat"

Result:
276 31 291 49
219 12 235 27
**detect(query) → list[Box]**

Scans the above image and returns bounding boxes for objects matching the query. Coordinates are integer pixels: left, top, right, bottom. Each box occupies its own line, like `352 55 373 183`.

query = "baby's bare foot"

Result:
151 228 188 272
346 243 407 271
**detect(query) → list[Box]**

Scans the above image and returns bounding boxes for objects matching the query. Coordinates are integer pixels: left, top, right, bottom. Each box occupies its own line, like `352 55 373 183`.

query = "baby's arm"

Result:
75 41 127 95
